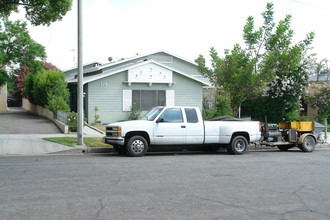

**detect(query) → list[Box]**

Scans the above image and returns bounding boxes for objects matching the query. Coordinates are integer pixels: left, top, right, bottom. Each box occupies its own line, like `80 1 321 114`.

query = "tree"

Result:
0 0 73 26
243 2 315 120
0 18 46 98
314 58 328 82
0 18 46 70
196 44 263 117
0 68 7 86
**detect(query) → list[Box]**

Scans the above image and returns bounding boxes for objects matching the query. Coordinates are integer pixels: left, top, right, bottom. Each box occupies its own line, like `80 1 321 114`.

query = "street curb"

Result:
316 143 330 148
52 147 115 154
54 144 329 155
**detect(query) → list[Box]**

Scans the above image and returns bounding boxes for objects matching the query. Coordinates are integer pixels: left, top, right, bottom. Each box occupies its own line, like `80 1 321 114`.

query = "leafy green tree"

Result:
0 68 7 86
243 2 315 120
0 17 46 95
0 0 73 26
196 44 264 117
0 18 46 69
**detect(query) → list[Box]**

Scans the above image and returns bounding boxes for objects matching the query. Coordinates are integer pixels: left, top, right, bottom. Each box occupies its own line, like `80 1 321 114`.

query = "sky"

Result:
9 0 330 70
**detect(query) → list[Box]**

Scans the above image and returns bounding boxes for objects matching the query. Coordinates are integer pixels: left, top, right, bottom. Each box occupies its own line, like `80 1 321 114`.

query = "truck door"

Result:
153 108 186 144
184 108 204 144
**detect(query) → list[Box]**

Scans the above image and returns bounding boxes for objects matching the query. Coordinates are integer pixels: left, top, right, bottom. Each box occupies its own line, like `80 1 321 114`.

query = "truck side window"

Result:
185 108 199 123
159 108 183 122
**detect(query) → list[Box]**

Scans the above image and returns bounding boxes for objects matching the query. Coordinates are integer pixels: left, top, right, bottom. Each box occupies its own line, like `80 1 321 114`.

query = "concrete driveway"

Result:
0 107 105 155
0 107 71 155
0 107 62 134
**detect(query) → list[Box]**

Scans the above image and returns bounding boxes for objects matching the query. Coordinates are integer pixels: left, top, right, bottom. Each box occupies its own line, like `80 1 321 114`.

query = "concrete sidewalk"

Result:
0 126 107 156
0 134 71 155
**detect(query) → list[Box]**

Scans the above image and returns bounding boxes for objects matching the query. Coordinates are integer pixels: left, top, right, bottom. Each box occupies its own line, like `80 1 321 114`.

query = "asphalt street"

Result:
1 150 330 220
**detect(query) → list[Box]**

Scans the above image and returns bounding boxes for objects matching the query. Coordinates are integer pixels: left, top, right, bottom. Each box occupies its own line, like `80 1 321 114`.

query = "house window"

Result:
132 90 166 111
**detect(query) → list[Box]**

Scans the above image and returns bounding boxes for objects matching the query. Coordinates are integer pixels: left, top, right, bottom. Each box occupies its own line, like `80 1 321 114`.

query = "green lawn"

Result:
43 137 111 148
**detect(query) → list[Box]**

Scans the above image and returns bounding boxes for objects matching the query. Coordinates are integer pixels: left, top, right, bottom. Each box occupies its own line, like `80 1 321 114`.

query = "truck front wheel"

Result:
228 136 248 155
126 136 148 157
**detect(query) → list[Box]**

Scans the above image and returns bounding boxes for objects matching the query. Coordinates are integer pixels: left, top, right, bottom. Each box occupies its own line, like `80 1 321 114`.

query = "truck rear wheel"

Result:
126 136 148 157
299 136 316 152
228 136 248 155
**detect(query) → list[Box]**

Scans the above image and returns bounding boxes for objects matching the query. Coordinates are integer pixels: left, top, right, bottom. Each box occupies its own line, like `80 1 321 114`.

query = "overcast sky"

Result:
10 0 330 70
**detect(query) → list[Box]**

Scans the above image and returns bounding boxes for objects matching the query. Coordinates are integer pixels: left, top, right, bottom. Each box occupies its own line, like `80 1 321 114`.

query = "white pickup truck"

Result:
103 106 261 156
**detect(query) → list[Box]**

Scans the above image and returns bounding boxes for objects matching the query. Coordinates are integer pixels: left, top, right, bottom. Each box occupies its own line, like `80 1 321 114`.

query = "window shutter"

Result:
123 90 132 111
166 90 175 106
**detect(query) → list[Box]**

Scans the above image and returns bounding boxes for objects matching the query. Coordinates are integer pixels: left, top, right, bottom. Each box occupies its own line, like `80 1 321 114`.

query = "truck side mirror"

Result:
156 118 164 123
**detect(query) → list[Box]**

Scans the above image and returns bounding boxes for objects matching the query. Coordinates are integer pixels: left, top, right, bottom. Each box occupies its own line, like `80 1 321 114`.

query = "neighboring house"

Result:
64 50 210 124
301 82 329 120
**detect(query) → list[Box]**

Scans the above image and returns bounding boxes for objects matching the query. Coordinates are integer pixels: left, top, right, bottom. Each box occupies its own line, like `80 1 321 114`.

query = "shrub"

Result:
23 66 70 113
93 106 100 125
68 112 77 132
67 112 87 132
128 103 141 120
203 88 232 120
45 69 70 113
305 83 330 125
241 97 286 123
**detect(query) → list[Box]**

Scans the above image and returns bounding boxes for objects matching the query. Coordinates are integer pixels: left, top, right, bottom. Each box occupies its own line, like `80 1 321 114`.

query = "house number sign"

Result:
100 82 108 87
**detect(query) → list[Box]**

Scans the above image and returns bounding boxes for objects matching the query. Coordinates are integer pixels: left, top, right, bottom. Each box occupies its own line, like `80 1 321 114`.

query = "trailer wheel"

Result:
126 136 148 157
299 136 316 152
229 136 248 155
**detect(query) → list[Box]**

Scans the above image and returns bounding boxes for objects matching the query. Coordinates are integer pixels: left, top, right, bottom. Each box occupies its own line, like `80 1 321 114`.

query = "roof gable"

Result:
67 59 210 86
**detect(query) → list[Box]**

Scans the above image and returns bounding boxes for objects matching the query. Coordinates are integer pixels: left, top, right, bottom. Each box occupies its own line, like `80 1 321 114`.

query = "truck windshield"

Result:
141 108 164 121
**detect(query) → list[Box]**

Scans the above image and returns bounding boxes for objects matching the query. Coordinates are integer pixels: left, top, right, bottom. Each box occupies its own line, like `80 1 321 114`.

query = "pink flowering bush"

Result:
17 61 58 96
17 66 30 95
306 83 330 124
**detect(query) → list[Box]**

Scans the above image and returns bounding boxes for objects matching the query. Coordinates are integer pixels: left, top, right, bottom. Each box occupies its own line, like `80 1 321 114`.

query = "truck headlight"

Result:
106 127 122 137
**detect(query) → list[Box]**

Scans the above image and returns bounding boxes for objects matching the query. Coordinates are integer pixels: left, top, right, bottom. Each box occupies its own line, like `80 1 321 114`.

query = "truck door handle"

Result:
181 125 186 128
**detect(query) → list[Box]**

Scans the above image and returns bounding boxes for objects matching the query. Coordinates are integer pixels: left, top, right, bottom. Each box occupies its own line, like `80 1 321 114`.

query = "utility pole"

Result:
77 0 83 145
71 48 76 67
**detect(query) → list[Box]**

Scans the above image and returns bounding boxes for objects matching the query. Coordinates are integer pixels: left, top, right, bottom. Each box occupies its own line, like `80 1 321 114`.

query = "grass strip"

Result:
43 137 111 148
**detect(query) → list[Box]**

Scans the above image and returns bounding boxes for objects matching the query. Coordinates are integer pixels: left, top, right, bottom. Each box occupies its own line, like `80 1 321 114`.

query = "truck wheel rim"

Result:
234 140 245 152
305 137 314 150
131 140 144 153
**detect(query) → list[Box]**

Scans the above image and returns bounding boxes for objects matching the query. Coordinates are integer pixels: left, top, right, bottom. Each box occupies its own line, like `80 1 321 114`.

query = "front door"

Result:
153 108 186 145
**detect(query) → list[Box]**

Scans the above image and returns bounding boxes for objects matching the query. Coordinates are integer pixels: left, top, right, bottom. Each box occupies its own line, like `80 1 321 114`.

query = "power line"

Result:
291 0 330 11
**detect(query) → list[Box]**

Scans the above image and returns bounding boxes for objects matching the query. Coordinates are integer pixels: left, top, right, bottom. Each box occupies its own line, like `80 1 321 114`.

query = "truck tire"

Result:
126 136 148 157
299 135 316 152
228 136 248 155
